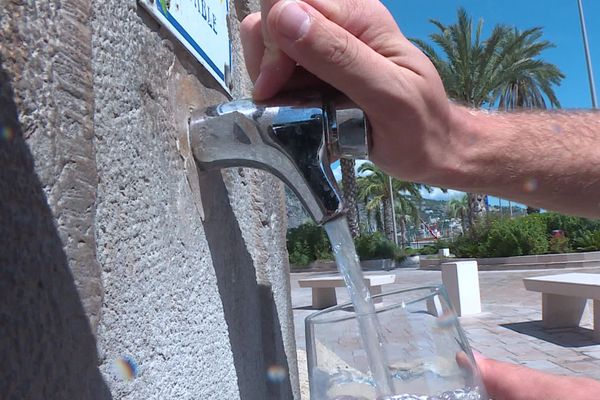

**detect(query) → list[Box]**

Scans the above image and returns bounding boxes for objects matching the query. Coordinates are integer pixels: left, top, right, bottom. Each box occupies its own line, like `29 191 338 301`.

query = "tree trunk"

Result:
467 192 487 227
526 206 540 214
340 159 359 238
375 208 383 233
383 196 394 241
365 208 373 232
460 210 467 234
399 216 407 248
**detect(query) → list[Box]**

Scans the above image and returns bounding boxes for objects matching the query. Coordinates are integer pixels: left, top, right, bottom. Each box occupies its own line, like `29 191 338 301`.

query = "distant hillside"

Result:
412 196 448 221
412 195 526 221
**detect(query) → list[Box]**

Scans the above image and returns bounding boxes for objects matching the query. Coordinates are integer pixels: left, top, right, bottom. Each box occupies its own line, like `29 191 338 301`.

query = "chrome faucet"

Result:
188 92 370 224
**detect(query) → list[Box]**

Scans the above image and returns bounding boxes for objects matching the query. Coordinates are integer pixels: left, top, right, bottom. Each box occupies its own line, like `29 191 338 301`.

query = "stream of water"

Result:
323 217 395 398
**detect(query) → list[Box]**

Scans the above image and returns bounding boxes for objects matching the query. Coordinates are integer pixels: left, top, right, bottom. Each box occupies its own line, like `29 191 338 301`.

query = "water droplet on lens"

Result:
552 124 562 134
1 126 15 143
523 177 538 192
266 364 287 383
113 355 139 381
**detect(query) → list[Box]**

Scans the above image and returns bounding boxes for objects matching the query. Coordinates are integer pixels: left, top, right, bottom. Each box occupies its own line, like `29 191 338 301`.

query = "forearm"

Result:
435 106 600 218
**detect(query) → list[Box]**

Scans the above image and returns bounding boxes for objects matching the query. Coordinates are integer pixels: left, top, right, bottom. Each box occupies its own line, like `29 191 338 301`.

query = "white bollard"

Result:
441 261 482 316
438 248 451 257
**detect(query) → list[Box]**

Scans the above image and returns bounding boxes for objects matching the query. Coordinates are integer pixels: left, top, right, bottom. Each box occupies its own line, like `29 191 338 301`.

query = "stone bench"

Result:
523 273 600 339
298 274 396 309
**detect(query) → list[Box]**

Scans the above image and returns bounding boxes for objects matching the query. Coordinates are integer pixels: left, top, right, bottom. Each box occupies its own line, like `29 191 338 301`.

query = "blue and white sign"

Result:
140 0 232 93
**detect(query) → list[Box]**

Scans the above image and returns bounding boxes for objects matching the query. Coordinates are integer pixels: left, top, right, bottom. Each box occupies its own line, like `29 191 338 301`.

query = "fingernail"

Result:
277 1 310 41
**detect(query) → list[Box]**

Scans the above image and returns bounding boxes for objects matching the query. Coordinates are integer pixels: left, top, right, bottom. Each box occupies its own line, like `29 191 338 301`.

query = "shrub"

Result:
449 234 482 258
540 213 600 252
354 231 404 262
449 216 497 258
482 215 548 257
433 239 451 250
548 235 571 253
541 213 599 236
573 231 600 252
417 245 438 256
288 240 312 267
448 213 600 258
286 222 332 266
403 247 418 257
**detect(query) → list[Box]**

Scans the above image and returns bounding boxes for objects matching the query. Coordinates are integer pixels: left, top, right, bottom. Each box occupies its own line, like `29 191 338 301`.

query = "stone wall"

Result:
0 0 298 398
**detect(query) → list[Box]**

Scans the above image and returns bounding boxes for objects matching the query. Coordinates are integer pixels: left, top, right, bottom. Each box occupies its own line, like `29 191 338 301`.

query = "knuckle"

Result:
345 0 368 20
327 35 358 69
342 0 374 29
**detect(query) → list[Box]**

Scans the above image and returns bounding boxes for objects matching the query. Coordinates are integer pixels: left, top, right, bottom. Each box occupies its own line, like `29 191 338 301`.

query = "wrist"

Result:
422 102 482 190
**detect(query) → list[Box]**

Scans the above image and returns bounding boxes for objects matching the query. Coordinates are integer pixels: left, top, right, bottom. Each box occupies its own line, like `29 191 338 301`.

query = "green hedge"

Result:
287 224 405 266
573 231 600 252
482 215 548 257
450 213 600 258
286 222 332 267
287 213 600 265
541 213 600 251
354 231 404 262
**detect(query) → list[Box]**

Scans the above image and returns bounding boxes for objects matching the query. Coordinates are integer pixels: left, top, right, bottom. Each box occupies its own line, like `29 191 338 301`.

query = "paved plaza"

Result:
290 266 600 397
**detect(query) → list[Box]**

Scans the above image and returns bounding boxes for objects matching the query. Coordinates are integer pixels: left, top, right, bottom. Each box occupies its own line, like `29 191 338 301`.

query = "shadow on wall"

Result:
0 58 112 399
199 170 294 400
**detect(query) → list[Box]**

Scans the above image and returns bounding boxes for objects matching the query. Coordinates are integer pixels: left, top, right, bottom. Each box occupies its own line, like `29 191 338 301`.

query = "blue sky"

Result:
335 1 599 204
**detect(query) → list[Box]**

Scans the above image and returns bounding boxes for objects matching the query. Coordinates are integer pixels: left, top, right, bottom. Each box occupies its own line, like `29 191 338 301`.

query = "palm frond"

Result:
420 9 563 110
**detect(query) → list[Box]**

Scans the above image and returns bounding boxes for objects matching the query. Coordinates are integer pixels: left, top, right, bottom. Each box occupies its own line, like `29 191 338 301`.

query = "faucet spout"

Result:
188 93 369 224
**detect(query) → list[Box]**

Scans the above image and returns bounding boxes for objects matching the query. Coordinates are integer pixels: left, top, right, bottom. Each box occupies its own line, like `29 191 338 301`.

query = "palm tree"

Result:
412 8 563 226
412 11 504 106
447 195 469 234
340 159 360 237
357 163 395 240
357 162 427 243
395 195 420 248
494 27 564 110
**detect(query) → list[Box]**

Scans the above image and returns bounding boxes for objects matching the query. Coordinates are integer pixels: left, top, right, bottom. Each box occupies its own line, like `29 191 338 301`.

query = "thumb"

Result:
267 0 400 109
252 0 297 100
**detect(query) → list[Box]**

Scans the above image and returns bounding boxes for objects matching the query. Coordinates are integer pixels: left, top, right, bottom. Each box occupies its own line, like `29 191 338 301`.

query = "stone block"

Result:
442 261 482 316
438 248 450 257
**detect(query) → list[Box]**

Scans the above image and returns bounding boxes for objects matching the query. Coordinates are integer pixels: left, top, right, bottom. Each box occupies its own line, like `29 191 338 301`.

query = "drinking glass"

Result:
305 285 488 400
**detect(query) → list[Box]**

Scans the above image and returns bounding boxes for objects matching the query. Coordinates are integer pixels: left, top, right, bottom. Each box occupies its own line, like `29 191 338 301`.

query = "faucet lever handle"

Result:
327 106 370 160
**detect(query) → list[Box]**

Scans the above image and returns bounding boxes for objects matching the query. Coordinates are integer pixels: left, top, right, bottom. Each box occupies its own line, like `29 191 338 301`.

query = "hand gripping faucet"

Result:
188 92 370 224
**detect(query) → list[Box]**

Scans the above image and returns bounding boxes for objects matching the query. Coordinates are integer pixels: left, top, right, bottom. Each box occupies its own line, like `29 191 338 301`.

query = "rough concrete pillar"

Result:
1 0 109 396
1 0 299 398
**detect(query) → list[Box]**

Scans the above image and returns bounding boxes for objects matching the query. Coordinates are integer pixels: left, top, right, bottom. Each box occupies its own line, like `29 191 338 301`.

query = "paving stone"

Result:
521 359 570 372
582 350 600 359
510 348 554 361
545 352 590 363
563 361 600 373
